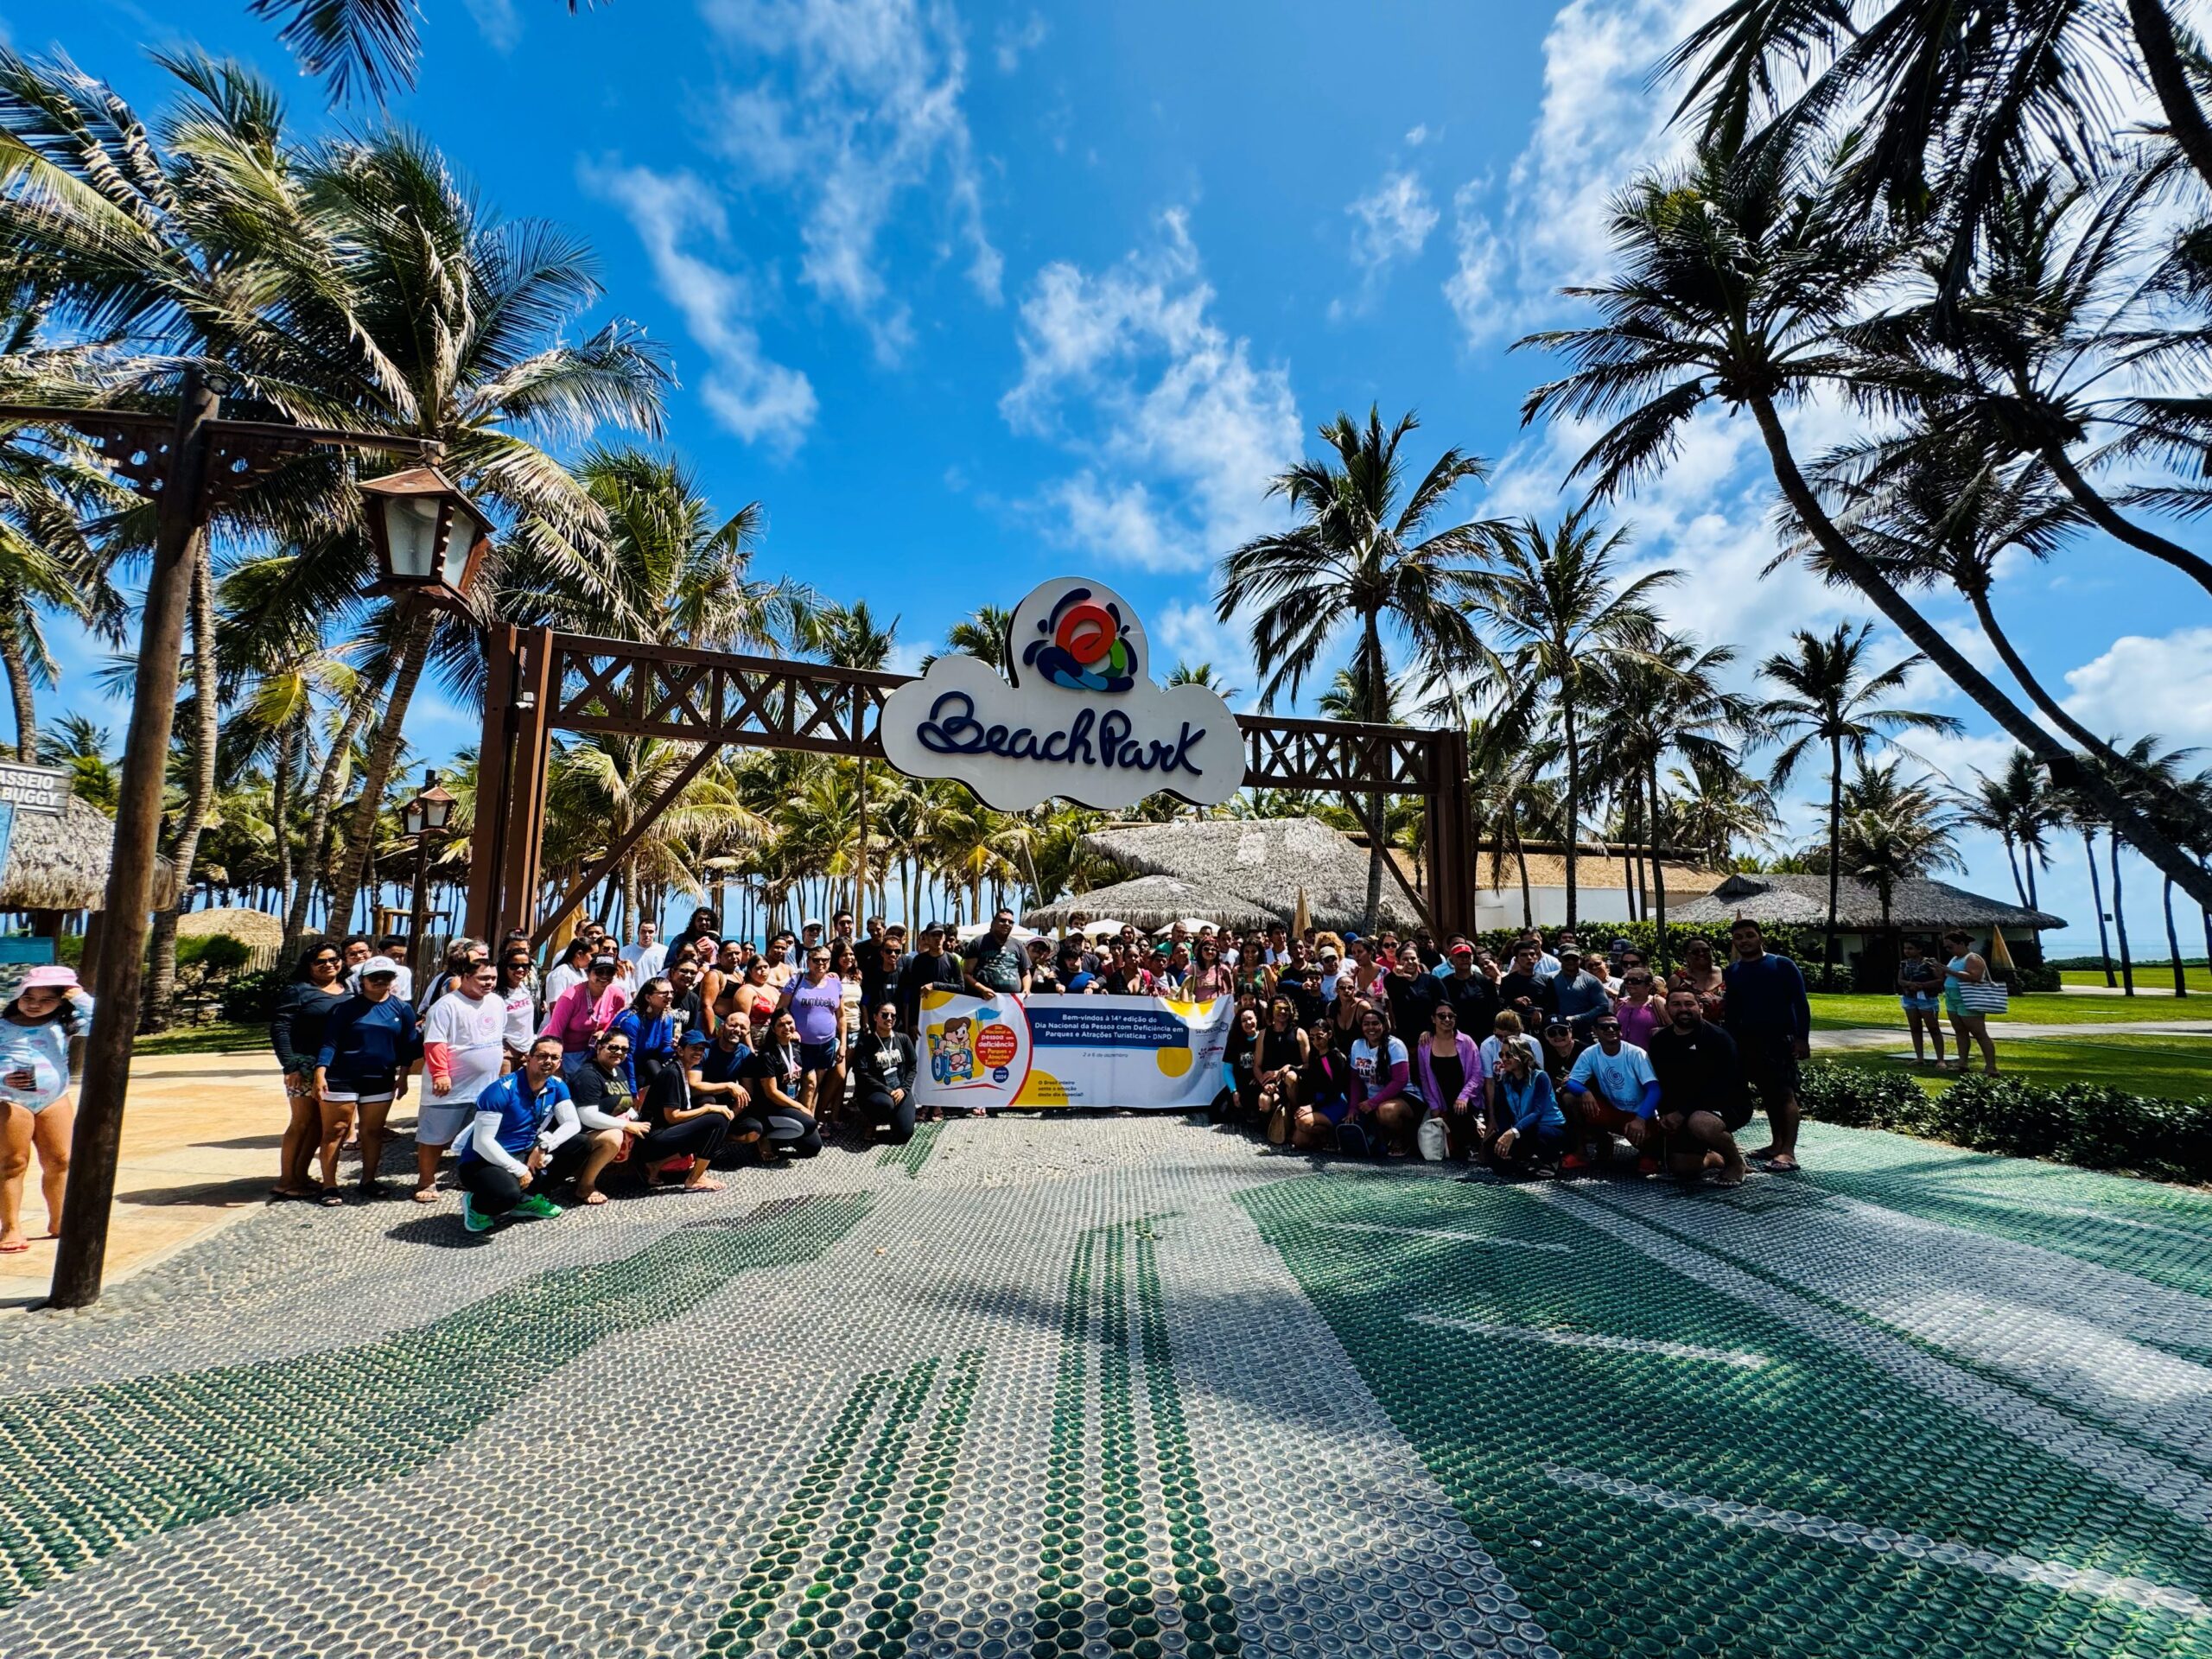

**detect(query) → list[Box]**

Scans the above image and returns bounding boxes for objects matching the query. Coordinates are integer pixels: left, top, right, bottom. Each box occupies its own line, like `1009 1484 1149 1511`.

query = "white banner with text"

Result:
916 988 1234 1112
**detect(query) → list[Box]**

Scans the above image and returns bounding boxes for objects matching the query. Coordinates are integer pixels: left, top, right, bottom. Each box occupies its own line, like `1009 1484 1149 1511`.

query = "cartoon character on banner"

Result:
929 1015 976 1086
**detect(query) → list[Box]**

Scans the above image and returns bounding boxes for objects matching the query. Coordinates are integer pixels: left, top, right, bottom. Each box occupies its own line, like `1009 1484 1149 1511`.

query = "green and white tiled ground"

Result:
0 1115 2207 1657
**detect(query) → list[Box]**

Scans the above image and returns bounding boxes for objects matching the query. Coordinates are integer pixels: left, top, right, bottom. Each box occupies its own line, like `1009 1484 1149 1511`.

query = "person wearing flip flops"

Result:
315 958 420 1205
1645 986 1751 1187
457 1036 577 1234
1560 1014 1661 1174
0 965 92 1254
1720 918 1811 1173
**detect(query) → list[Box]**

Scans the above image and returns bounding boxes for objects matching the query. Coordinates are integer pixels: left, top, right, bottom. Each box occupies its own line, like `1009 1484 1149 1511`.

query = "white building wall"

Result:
1473 887 1638 931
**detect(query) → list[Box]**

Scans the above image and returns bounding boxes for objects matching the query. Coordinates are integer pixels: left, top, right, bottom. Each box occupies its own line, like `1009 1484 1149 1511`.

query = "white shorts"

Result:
414 1101 475 1147
321 1090 395 1107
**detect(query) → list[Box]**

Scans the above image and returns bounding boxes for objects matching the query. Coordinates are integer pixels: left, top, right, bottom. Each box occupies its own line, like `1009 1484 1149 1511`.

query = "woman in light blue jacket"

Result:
0 965 92 1253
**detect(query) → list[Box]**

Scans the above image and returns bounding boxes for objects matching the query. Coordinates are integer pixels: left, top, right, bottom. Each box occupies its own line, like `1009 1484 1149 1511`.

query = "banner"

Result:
917 988 1234 1112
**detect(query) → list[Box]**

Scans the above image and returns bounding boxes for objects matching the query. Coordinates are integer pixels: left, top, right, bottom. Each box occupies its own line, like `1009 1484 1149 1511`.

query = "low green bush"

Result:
1796 1061 2212 1184
219 969 288 1023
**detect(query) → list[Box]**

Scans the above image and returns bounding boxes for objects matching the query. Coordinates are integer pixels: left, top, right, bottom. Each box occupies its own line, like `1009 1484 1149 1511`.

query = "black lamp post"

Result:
402 769 459 984
0 377 442 1307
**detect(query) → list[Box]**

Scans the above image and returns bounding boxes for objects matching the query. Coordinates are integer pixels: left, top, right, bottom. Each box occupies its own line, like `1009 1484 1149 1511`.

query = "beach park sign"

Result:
880 578 1241 811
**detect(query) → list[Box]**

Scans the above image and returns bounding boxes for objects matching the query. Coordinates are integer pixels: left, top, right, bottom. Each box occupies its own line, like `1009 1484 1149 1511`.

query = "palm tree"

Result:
1756 623 1962 976
1957 749 2059 911
923 604 1015 672
816 599 898 916
36 712 118 812
2054 775 2119 988
2103 737 2199 999
1166 660 1243 704
1469 507 1675 929
1517 130 2212 912
1839 760 1962 928
1217 406 1489 933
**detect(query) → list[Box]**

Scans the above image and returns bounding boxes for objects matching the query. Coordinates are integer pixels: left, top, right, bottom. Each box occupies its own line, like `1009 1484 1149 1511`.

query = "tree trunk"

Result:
1824 731 1842 978
2126 0 2212 201
2111 832 2135 995
2001 833 2026 907
0 626 36 763
1360 612 1387 936
2085 830 2115 986
1515 832 1533 928
321 606 435 950
142 537 220 1032
1648 757 1670 971
1562 696 1581 931
271 716 299 920
2024 842 2039 911
282 684 379 957
2163 876 2189 997
1751 397 2212 910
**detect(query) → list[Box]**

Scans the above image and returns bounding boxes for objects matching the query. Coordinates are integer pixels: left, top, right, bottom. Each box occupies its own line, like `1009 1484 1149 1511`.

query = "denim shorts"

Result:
798 1039 841 1073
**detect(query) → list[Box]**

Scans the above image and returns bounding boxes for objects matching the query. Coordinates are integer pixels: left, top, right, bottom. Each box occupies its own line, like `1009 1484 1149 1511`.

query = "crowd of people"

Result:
263 903 1846 1233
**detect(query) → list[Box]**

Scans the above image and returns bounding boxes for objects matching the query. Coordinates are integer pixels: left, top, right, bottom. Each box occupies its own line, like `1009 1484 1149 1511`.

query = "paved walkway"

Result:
0 1099 2209 1656
1814 1018 2212 1052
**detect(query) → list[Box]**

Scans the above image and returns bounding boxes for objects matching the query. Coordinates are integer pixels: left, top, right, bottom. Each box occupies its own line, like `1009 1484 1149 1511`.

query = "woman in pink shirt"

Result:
539 957 632 1073
1612 966 1663 1050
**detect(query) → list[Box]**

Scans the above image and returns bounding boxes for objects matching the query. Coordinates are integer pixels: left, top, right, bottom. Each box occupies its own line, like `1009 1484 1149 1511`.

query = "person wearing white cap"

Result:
314 957 420 1205
0 964 92 1254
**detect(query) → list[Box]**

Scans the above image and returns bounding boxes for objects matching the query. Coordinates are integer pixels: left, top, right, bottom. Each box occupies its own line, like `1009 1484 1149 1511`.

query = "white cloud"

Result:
462 0 522 52
580 158 818 450
1443 183 1503 345
2063 627 2212 749
995 10 1046 72
703 0 1001 361
1404 124 1432 147
1335 169 1439 317
1002 210 1303 574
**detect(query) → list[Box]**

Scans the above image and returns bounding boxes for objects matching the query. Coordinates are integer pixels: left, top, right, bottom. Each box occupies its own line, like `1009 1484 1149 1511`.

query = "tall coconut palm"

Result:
1756 623 1962 975
2053 774 2120 988
2102 737 2199 999
1468 507 1676 930
1838 759 1963 936
1166 660 1243 704
1517 131 2212 912
1217 405 1490 932
816 599 897 916
1957 748 2060 911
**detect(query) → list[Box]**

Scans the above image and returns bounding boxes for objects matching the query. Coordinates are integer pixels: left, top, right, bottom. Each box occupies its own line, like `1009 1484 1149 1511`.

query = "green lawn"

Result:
1807 990 2206 1030
1823 1032 2212 1098
130 1020 266 1058
2061 965 2212 992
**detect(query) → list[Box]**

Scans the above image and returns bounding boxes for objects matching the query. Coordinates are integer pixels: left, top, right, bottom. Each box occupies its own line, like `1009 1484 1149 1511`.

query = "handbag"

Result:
1958 978 2008 1015
1416 1115 1449 1163
1268 1103 1291 1146
1335 1119 1372 1158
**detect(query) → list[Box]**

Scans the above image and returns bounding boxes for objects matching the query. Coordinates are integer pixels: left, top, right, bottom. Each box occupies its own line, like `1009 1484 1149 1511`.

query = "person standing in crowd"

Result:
1289 1014 1352 1151
610 976 680 1094
1325 973 1365 1058
1897 938 1948 1065
1056 940 1096 994
828 938 865 1104
374 935 416 1001
963 910 1031 1000
897 923 962 1034
1104 940 1157 997
1539 1018 1582 1089
1436 942 1502 1038
633 1028 732 1190
414 937 487 1020
1669 936 1726 1021
861 933 900 1015
1550 946 1614 1036
456 1034 572 1234
0 965 92 1253
543 937 593 1010
1479 1009 1544 1116
742 1010 824 1160
1648 985 1750 1186
1224 1005 1263 1122
1347 1006 1418 1156
1612 963 1664 1050
736 956 780 1031
496 949 539 1071
1487 1039 1567 1179
664 957 709 1045
849 1001 919 1145
416 958 509 1203
1183 935 1232 1001
761 932 797 990
1560 1013 1660 1175
666 906 721 964
336 934 373 988
1941 928 2001 1076
1414 1000 1484 1160
1722 918 1811 1173
1315 944 1342 1001
1498 942 1559 1032
621 922 667 982
779 945 846 1119
270 941 348 1202
315 958 419 1205
1025 939 1065 995
541 956 629 1074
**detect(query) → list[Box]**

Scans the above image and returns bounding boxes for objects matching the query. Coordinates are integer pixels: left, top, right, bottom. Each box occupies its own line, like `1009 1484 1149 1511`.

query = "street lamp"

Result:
403 770 459 985
360 466 493 609
0 377 443 1307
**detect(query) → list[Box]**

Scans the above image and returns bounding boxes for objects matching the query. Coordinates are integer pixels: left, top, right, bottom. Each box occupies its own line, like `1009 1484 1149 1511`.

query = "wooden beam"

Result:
464 623 516 942
499 627 555 941
529 736 721 950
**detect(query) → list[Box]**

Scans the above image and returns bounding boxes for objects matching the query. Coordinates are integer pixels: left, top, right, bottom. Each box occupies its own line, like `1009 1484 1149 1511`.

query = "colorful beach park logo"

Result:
880 576 1239 812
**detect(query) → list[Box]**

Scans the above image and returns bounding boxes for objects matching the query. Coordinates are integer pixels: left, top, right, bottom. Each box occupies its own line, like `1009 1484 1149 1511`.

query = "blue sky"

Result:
10 0 2211 957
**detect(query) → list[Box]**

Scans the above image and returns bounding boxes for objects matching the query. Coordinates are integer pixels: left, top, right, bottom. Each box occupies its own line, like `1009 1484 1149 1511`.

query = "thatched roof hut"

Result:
0 796 175 912
1026 874 1279 933
1029 817 1424 936
1672 872 2063 932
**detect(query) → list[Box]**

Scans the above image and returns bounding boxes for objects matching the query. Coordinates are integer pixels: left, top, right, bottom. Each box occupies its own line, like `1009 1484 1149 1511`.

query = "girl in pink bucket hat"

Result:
0 964 92 1252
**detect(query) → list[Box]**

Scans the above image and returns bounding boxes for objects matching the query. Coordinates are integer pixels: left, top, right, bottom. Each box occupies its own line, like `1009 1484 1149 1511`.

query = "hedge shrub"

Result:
219 969 288 1023
1796 1061 2212 1185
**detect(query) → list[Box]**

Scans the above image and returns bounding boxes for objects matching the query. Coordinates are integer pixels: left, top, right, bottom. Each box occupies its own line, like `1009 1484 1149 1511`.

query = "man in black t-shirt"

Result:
895 923 963 1034
1437 943 1502 1036
1646 986 1750 1185
1498 943 1559 1031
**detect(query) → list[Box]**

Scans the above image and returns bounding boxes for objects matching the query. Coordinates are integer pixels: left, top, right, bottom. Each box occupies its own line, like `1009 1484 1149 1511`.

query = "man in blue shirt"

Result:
1561 1014 1662 1174
458 1036 575 1233
1721 918 1811 1173
1549 947 1614 1037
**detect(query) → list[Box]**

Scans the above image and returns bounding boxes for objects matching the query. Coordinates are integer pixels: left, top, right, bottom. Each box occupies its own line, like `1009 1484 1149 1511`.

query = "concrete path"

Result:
1813 1019 2212 1052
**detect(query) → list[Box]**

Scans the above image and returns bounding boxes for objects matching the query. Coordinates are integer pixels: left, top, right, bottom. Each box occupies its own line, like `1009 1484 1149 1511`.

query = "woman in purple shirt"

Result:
779 944 845 1120
1413 1001 1484 1160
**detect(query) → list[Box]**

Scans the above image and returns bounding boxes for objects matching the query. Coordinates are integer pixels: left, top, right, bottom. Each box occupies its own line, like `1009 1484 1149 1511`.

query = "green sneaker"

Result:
513 1192 562 1220
461 1194 494 1235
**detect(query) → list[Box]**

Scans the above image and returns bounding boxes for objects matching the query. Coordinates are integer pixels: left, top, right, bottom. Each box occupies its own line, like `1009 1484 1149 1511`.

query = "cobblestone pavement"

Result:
0 1115 2208 1658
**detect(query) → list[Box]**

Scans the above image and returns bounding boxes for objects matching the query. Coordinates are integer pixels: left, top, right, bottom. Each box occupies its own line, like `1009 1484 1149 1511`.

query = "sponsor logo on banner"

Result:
917 988 1234 1112
879 577 1240 811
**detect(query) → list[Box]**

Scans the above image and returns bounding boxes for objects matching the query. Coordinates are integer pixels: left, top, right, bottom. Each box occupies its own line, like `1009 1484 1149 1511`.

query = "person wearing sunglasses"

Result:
1612 966 1664 1050
270 939 349 1201
1560 1013 1661 1176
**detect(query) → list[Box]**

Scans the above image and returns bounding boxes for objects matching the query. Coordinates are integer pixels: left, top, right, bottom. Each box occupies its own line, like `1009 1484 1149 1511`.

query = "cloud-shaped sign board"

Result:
879 578 1242 811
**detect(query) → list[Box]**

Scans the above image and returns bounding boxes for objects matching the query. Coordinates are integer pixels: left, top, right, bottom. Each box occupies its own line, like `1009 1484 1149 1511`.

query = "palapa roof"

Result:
1047 817 1424 935
177 906 284 947
0 796 175 912
1470 851 1730 897
1670 872 2064 931
1025 874 1278 932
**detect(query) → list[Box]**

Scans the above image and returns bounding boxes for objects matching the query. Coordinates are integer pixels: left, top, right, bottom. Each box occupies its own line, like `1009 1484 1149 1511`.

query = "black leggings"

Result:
754 1102 822 1158
638 1113 729 1166
458 1158 531 1217
855 1082 915 1144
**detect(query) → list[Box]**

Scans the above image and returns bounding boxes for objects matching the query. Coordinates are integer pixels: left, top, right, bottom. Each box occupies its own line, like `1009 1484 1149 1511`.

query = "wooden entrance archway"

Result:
464 626 1475 948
